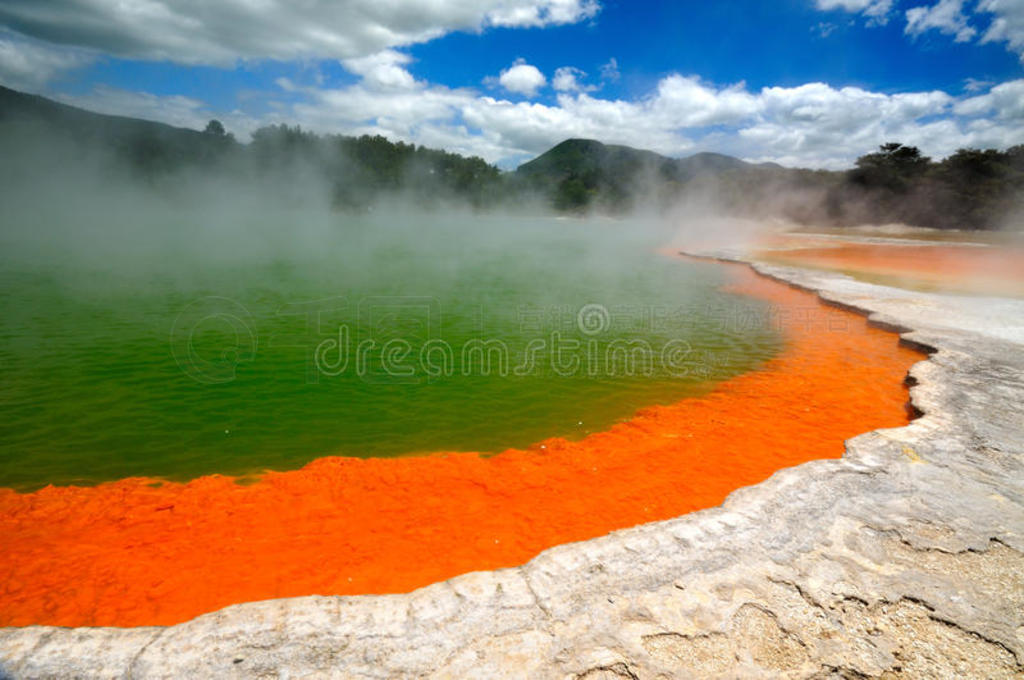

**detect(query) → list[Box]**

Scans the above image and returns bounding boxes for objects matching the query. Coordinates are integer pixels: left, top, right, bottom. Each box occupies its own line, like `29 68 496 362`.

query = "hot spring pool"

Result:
0 213 781 490
0 219 927 627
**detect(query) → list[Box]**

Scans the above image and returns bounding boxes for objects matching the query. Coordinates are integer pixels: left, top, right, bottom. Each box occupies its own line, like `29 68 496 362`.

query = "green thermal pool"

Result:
0 213 782 490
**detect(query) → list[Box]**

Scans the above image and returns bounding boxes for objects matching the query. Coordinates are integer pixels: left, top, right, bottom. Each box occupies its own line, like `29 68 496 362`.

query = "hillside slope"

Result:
514 137 800 212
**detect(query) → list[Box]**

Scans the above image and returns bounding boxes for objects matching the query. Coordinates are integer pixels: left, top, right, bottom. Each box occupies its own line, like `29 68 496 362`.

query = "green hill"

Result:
514 138 787 212
516 139 759 180
0 85 207 143
0 84 233 173
0 85 498 207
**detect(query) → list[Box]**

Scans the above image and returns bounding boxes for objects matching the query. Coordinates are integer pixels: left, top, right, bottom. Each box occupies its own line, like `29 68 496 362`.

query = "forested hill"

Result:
0 85 204 142
514 138 789 213
0 85 501 209
517 138 766 183
0 84 226 170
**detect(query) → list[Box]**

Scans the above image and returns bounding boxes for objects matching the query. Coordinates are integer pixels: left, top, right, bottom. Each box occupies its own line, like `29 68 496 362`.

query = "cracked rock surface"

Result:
2 253 1023 679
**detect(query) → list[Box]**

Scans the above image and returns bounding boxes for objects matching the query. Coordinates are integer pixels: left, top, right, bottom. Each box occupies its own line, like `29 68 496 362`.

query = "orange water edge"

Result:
757 240 1024 296
0 261 925 628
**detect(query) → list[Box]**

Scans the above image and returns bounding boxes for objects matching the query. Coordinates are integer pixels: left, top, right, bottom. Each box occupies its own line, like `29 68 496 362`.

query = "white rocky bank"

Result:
2 253 1023 679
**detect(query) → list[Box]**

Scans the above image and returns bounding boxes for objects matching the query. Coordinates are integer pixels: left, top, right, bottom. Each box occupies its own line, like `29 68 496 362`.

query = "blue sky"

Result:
0 0 1021 168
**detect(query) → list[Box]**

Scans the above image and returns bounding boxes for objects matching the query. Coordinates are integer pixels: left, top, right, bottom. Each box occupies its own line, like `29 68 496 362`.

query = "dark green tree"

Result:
851 142 931 192
204 119 226 136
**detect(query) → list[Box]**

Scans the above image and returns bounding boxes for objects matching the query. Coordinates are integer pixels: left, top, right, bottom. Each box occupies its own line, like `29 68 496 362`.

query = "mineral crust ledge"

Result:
2 251 1023 679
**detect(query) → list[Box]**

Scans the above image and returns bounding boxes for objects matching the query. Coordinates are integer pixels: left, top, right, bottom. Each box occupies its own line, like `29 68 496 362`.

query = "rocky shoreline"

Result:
3 252 1022 679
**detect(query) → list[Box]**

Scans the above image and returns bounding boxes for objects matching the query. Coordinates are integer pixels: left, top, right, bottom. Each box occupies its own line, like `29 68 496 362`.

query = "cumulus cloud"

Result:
341 50 418 91
0 0 600 66
815 0 894 25
0 29 91 91
953 78 1024 119
651 76 760 127
977 0 1024 61
496 59 547 97
905 0 977 42
739 83 963 167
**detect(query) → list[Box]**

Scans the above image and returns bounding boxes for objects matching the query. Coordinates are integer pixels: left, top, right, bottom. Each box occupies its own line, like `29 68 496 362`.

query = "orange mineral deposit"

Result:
0 261 925 627
760 240 1024 297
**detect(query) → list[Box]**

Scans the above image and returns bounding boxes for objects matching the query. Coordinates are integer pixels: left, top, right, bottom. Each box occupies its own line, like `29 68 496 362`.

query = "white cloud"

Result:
341 50 418 91
290 82 469 139
977 0 1024 61
0 0 601 66
740 83 961 167
819 0 1024 58
496 59 547 97
813 21 839 38
599 57 620 81
815 0 894 25
964 77 995 92
953 79 1024 119
460 93 695 157
0 29 92 91
486 0 599 27
905 0 977 42
651 76 761 127
552 66 596 92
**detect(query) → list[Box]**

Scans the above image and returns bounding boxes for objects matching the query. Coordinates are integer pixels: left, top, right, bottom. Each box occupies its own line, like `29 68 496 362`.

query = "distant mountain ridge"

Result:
513 137 791 212
516 138 773 181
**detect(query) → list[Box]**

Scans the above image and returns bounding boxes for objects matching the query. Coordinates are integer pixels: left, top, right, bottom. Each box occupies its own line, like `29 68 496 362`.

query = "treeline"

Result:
712 143 1024 231
121 120 503 209
513 137 1024 230
243 124 501 209
824 143 1024 230
0 85 504 211
99 124 1024 227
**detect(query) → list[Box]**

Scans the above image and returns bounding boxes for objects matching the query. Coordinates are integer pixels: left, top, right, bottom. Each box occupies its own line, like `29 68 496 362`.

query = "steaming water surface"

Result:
0 213 782 490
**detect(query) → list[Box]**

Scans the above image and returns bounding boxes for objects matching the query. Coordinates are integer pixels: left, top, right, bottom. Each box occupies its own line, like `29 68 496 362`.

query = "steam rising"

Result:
0 117 759 287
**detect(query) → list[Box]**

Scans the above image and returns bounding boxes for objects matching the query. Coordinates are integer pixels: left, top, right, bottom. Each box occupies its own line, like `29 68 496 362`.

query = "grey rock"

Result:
3 250 1023 679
